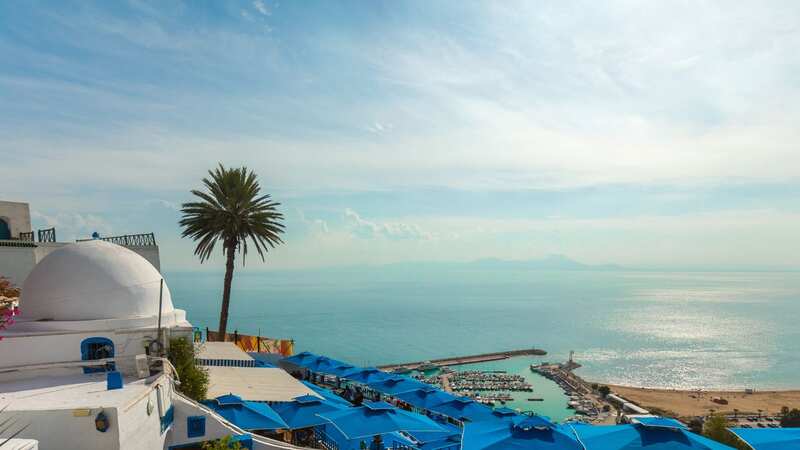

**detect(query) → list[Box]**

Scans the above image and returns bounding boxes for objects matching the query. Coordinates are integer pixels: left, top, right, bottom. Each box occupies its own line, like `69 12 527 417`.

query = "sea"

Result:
168 267 800 421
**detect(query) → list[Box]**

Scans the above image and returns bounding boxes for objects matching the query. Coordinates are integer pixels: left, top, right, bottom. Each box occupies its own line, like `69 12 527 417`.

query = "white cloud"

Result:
145 199 180 211
31 210 113 241
5 2 800 194
366 122 393 133
252 0 271 16
296 209 329 235
344 209 431 240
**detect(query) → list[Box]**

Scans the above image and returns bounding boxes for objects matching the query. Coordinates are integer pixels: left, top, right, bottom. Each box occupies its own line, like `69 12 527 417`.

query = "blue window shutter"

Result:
186 416 205 438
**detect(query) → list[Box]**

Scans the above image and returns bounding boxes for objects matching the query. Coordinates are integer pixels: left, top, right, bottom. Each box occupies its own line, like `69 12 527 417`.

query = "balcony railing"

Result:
37 227 56 243
76 232 157 247
0 229 52 247
0 240 36 248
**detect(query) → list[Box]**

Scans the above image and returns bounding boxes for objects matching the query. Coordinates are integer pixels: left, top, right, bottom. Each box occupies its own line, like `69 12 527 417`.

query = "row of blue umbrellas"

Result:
201 394 289 431
567 422 737 450
204 391 448 439
283 352 499 423
462 415 739 450
282 351 750 450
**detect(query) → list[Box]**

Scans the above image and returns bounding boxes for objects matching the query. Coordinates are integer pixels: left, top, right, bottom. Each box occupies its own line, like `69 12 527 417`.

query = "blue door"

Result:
0 219 10 240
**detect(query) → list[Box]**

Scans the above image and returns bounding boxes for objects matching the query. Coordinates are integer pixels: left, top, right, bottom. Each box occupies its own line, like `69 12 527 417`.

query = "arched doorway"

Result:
0 219 10 240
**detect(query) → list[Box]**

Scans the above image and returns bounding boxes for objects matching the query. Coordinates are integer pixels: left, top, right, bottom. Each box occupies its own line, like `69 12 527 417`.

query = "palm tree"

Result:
180 164 284 340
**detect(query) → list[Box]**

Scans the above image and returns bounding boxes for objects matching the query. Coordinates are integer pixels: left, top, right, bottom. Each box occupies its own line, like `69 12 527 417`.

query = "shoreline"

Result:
598 383 800 418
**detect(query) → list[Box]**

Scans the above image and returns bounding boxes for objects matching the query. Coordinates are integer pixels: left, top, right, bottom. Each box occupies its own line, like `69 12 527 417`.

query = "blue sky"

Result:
1 0 799 270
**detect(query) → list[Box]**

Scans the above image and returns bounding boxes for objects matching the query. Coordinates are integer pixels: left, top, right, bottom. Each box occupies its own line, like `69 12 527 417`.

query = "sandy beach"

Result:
607 384 800 419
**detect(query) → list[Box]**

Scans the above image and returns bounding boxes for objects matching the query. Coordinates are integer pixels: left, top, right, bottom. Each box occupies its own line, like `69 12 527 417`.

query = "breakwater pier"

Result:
378 347 547 372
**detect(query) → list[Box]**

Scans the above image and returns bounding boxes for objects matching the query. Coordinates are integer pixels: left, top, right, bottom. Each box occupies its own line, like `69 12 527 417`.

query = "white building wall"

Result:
0 245 38 285
0 201 32 238
8 408 120 450
0 332 143 374
0 327 190 378
117 384 168 450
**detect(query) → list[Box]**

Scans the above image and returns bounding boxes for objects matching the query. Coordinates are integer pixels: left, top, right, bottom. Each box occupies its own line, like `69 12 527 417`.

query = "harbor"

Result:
378 347 547 372
530 356 618 424
447 371 533 393
385 353 576 421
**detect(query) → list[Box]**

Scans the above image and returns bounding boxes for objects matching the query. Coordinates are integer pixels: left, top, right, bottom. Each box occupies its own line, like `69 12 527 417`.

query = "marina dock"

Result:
378 347 547 371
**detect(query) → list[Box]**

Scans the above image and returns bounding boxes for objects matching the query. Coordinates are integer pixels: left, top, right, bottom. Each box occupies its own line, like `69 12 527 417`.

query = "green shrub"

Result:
781 408 800 427
167 337 208 401
703 413 749 450
201 436 242 450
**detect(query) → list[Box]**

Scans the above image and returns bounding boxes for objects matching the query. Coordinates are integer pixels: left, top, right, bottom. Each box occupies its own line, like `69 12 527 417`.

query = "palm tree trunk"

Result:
218 244 236 341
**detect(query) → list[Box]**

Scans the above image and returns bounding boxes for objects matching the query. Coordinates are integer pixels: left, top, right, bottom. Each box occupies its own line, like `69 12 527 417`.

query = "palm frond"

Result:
179 164 285 265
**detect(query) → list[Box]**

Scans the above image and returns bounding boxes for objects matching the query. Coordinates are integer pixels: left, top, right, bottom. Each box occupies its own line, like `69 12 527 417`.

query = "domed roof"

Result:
20 240 174 321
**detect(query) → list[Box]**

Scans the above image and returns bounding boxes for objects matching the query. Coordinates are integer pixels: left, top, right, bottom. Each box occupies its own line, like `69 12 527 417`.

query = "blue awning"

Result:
394 387 458 410
514 415 558 430
300 380 353 406
428 396 496 422
215 393 246 406
631 416 687 430
339 367 391 384
271 394 347 430
463 416 582 450
570 422 736 449
728 427 800 450
299 356 351 374
317 400 446 440
402 420 462 445
202 394 288 431
281 351 318 366
367 376 428 395
492 407 518 416
325 362 357 377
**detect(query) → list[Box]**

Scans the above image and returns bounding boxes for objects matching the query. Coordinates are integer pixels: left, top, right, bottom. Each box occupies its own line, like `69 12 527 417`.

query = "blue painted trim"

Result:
161 405 175 433
186 416 205 438
80 337 115 374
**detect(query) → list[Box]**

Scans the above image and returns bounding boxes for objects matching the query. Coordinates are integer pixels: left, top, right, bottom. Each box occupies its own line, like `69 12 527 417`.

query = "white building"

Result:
0 200 161 286
0 240 306 450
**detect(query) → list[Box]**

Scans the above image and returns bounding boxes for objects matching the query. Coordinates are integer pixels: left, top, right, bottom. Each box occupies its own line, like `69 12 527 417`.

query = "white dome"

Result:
20 240 174 321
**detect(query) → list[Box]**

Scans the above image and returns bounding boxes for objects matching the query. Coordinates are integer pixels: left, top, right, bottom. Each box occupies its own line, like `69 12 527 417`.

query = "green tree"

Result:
688 417 703 435
703 413 749 450
201 436 242 450
180 164 285 339
597 385 611 398
781 408 800 428
167 337 208 401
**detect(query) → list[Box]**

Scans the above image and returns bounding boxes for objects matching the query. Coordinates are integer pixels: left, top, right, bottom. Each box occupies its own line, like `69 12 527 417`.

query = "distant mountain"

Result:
468 254 623 271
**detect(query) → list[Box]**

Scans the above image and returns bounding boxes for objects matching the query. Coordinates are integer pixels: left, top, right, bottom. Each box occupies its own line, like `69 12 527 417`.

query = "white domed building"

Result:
1 240 192 373
0 240 305 450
